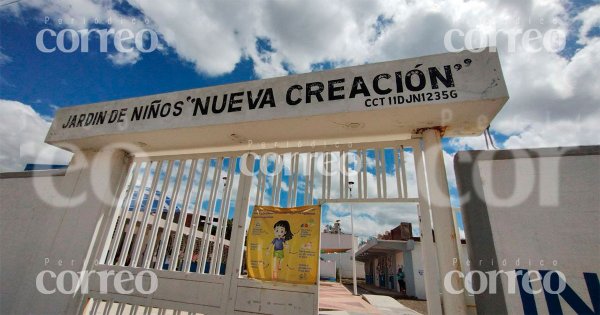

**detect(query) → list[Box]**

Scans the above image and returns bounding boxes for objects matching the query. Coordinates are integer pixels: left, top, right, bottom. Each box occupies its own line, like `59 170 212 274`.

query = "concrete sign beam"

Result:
46 49 508 153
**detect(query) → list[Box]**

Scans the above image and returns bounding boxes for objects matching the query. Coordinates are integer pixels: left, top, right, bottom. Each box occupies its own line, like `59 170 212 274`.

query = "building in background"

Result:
319 221 365 281
357 216 470 301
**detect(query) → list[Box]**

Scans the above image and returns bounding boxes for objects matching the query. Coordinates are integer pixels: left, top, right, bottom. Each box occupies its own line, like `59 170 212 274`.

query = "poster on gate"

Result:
246 205 321 284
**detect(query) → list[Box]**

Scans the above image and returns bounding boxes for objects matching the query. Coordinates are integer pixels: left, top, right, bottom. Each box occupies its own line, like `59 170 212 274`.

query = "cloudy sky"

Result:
0 0 598 239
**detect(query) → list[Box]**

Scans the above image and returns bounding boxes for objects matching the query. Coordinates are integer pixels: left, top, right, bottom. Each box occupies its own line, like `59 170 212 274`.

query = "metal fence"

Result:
89 139 423 314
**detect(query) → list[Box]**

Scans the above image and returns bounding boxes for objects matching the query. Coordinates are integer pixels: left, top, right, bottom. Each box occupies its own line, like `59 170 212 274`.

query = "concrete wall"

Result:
321 232 353 251
409 242 432 300
321 234 365 279
408 242 471 301
0 149 129 314
319 260 336 280
321 252 365 279
455 146 600 315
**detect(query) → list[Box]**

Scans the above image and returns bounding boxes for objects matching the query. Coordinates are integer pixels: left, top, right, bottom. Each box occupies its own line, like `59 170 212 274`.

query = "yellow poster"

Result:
246 205 321 284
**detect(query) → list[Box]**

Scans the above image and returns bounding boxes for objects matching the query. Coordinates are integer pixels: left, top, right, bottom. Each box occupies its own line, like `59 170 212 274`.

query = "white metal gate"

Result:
83 139 443 315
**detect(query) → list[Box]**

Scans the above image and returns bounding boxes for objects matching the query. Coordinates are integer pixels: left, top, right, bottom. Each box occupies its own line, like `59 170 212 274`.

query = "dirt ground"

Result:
396 298 428 314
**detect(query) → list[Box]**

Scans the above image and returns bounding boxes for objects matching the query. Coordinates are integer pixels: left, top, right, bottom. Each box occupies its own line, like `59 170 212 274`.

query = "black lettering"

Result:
373 73 392 95
228 92 243 112
212 94 227 114
428 65 455 89
117 108 127 123
76 114 85 127
248 89 264 110
328 79 345 101
148 100 160 119
95 111 106 125
173 101 183 116
286 85 303 105
405 69 426 91
160 102 171 117
349 76 371 98
395 71 403 93
306 82 324 103
193 97 210 116
261 88 276 108
108 110 119 123
84 113 94 126
63 115 74 128
132 106 144 121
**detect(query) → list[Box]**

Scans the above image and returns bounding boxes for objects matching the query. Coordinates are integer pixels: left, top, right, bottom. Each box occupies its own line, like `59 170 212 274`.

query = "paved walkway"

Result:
355 282 427 314
319 282 380 314
356 282 405 298
363 295 422 315
319 281 423 315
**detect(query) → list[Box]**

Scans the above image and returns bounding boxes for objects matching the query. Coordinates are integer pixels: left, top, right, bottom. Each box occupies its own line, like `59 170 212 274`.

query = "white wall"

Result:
321 233 365 279
410 242 431 300
320 260 336 280
462 150 600 314
0 150 128 314
409 242 471 301
321 252 365 279
321 232 353 251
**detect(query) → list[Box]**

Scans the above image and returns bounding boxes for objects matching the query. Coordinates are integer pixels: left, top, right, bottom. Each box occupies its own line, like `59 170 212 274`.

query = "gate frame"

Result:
82 134 463 315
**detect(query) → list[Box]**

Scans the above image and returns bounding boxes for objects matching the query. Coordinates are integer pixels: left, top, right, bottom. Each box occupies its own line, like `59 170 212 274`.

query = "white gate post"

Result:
224 153 256 314
349 183 357 296
66 148 131 314
421 128 467 315
414 142 443 315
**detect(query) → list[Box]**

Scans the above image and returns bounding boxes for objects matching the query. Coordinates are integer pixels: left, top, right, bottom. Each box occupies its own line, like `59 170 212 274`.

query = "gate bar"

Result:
182 159 209 272
155 160 186 270
170 159 199 271
106 162 140 264
198 157 223 273
142 160 174 268
212 158 236 274
131 160 164 266
119 161 153 266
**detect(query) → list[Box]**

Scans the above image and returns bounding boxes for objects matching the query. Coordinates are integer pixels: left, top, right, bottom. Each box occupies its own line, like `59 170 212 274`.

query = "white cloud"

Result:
7 0 155 67
107 50 141 66
12 0 591 152
1 0 598 238
0 50 11 65
502 112 600 149
323 202 420 240
126 0 245 75
576 5 600 45
0 100 72 172
448 135 490 151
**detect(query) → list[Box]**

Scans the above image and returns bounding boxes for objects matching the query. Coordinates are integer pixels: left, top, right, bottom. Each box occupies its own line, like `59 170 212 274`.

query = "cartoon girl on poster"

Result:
267 220 294 280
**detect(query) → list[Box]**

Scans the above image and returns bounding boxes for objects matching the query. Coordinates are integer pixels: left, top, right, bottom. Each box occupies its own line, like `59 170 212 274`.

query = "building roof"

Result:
355 239 415 262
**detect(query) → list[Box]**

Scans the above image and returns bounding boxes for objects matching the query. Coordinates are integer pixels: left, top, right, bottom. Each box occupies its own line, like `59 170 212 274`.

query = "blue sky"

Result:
1 0 599 239
0 7 256 118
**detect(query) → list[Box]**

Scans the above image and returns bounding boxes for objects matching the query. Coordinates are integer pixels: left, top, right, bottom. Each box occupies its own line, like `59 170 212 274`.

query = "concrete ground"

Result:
319 281 380 314
319 281 424 315
363 294 422 315
349 281 428 314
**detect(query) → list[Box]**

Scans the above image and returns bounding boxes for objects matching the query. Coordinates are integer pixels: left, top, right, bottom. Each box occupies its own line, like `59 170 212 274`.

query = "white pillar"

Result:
349 183 357 295
350 207 358 294
414 143 444 315
338 230 342 283
421 128 466 315
452 209 463 252
224 154 256 313
65 148 130 314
